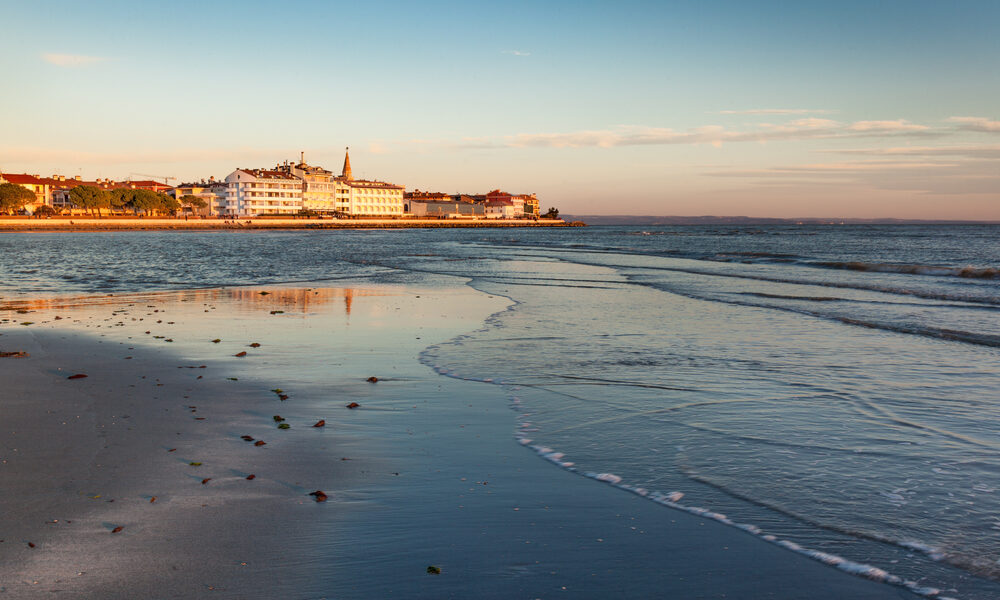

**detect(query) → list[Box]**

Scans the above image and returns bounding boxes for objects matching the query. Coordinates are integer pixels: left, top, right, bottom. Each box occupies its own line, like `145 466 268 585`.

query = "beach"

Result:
1 281 920 599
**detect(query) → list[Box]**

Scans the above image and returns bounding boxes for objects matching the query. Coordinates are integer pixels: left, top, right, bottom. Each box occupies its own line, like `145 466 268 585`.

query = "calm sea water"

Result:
2 225 999 598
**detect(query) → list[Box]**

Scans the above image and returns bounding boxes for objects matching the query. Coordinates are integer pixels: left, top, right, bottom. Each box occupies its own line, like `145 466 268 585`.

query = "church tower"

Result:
341 147 353 181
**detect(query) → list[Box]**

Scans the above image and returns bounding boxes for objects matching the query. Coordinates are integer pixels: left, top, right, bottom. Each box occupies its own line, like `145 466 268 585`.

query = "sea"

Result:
2 224 999 599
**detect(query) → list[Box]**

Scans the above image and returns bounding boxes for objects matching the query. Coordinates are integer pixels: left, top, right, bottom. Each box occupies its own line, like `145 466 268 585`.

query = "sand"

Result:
0 286 921 599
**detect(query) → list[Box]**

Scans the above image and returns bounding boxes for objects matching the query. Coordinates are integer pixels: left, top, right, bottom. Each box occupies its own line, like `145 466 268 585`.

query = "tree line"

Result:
0 183 208 216
69 186 183 217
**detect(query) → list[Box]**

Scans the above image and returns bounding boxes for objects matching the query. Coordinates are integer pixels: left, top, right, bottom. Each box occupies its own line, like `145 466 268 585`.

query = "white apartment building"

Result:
485 199 517 219
223 168 303 216
220 150 404 217
285 153 344 214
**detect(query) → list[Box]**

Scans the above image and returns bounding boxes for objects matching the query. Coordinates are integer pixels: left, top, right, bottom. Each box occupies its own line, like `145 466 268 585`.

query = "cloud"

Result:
502 50 531 56
822 145 1000 159
846 120 929 132
703 158 1000 196
947 116 1000 132
42 53 108 67
717 109 834 115
706 160 957 178
786 118 840 128
492 118 940 149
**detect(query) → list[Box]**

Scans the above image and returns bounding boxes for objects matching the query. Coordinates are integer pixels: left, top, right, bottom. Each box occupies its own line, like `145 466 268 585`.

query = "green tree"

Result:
34 204 57 218
127 189 162 215
179 195 208 215
0 183 36 215
542 207 560 219
108 188 133 213
158 193 180 216
69 185 110 217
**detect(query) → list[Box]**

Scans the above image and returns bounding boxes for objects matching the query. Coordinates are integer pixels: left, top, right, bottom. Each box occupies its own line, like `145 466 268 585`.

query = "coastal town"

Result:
0 148 548 221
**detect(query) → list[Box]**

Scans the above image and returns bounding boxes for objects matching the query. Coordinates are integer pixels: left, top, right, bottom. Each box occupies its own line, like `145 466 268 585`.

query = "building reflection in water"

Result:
0 287 387 317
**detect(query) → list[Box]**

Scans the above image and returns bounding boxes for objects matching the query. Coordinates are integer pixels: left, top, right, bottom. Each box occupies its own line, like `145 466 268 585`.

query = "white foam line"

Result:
517 435 956 600
420 331 958 598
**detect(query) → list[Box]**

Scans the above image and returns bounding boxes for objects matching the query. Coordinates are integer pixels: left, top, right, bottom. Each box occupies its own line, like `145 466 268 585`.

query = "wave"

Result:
519 431 959 599
471 243 1000 307
815 261 1000 280
745 292 843 302
640 280 1000 348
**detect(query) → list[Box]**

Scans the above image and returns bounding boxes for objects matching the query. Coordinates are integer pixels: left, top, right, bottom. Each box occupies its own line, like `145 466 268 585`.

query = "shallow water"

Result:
2 225 999 598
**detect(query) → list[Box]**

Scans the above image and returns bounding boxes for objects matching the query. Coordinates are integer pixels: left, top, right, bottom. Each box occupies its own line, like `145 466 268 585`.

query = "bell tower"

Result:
341 147 353 181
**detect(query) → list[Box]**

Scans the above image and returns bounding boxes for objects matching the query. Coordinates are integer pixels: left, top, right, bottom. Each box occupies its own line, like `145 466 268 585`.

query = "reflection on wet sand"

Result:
0 287 387 318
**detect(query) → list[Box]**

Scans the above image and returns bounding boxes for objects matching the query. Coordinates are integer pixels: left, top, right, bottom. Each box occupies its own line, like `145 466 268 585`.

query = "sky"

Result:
1 0 998 219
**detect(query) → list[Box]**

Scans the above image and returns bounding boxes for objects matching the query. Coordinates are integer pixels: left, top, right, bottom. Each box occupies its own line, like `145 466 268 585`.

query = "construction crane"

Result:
128 172 176 184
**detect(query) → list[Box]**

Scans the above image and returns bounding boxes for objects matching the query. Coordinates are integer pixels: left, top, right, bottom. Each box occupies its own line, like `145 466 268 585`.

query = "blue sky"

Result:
2 0 998 218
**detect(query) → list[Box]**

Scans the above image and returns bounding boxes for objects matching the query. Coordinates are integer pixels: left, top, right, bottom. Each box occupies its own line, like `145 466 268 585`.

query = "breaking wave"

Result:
815 261 1000 280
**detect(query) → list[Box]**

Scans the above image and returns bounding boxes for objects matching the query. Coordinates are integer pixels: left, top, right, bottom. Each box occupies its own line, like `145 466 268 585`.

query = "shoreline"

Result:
1 285 921 599
0 217 573 232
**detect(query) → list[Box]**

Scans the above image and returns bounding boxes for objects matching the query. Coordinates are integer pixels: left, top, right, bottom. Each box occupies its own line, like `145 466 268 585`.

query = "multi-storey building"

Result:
0 173 51 212
284 153 343 214
406 191 484 217
486 189 525 218
335 149 404 217
171 179 228 216
485 198 517 219
516 193 539 217
221 150 409 218
223 168 303 216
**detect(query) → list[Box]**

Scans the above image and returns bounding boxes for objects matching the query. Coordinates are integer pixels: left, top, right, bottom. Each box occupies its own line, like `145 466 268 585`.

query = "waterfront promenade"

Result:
0 216 570 231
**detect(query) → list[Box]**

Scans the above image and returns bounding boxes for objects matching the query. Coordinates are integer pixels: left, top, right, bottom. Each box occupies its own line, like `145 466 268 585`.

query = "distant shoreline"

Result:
0 217 574 232
564 215 1000 226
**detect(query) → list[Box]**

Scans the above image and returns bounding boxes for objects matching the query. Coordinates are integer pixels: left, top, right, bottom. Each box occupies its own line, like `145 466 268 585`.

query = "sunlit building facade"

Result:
223 169 303 216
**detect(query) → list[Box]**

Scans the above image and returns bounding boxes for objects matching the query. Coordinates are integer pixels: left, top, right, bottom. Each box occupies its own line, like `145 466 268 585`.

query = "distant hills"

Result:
563 215 1000 226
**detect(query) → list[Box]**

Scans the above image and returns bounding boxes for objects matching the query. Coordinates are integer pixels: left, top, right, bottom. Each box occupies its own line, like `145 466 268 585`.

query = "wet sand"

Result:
0 285 919 599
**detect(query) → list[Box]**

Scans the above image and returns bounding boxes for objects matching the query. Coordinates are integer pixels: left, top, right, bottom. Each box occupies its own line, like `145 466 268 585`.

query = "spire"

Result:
341 147 353 181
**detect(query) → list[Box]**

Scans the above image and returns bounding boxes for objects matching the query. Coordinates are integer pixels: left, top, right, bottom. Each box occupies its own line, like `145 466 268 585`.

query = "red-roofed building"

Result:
485 199 517 219
485 189 525 218
0 173 51 213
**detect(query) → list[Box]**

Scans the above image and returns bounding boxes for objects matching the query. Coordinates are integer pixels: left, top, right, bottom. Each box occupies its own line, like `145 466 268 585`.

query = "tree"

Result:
108 188 133 213
542 207 560 219
69 185 110 217
158 193 180 216
179 195 208 215
127 189 162 215
0 183 36 215
34 205 57 218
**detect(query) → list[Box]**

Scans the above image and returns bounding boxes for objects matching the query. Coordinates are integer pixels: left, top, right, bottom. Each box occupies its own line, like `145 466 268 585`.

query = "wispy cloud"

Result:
42 53 109 67
502 50 531 57
706 160 957 178
450 118 942 150
947 116 1000 132
846 120 929 132
717 109 834 115
822 145 1000 159
703 158 1000 196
